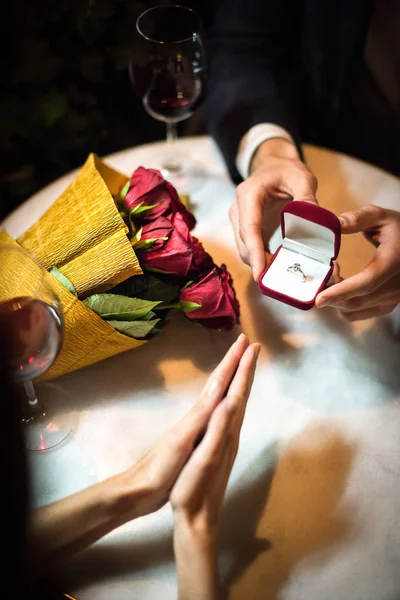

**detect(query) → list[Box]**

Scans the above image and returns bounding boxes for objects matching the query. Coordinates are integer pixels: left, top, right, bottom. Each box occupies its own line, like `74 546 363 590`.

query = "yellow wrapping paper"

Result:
1 154 147 381
18 153 142 297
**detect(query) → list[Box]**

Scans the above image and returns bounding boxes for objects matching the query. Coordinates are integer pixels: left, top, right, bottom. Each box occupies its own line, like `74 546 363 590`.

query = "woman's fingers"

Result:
226 343 260 424
195 342 260 458
198 333 250 407
171 401 233 505
165 334 250 460
193 343 260 467
170 343 261 509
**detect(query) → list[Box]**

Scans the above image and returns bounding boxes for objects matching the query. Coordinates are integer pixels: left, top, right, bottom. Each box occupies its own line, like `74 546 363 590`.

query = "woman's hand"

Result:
316 205 400 321
170 340 260 531
170 339 261 600
28 334 258 571
123 334 258 520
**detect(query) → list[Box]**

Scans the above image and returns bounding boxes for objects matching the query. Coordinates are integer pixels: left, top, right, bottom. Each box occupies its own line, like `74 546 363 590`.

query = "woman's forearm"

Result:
173 521 221 600
26 470 144 573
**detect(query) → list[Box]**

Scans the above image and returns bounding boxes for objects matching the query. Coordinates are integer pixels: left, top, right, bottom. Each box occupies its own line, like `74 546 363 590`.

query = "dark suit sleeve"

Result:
205 0 303 182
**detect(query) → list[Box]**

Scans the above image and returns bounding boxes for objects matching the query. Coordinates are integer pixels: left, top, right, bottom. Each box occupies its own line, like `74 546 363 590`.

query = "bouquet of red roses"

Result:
2 153 240 380
98 165 240 337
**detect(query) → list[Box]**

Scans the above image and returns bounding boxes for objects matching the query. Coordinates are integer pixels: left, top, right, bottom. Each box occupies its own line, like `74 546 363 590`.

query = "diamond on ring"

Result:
287 262 306 283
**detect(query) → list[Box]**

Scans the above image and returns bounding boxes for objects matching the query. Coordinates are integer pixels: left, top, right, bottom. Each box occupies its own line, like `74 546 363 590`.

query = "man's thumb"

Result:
339 205 385 234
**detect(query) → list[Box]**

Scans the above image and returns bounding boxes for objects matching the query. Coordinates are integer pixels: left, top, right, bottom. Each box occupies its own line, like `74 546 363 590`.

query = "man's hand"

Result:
230 138 318 280
316 205 400 321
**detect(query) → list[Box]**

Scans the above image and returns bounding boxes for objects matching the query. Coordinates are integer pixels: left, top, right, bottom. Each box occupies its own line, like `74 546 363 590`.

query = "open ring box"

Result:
258 201 341 310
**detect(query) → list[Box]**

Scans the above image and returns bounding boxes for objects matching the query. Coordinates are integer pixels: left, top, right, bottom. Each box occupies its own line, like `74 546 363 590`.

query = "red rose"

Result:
140 216 173 251
168 211 191 243
140 215 193 277
180 265 240 329
188 237 214 276
124 167 196 230
167 215 213 275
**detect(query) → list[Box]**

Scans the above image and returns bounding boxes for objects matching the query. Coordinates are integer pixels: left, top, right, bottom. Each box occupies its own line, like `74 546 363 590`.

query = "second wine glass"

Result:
0 242 77 451
129 5 207 193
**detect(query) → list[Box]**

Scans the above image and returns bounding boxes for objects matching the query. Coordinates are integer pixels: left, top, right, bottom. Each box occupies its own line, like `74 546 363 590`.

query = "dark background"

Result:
1 0 218 221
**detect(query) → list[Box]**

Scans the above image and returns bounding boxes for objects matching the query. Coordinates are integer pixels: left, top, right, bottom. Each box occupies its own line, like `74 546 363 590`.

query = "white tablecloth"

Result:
3 136 400 600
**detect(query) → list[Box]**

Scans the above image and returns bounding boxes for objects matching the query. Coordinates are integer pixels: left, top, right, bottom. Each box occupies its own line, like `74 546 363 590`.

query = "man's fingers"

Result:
326 261 343 287
229 202 251 266
338 205 388 234
338 302 398 322
332 285 399 312
235 186 267 280
232 160 318 280
316 253 394 307
283 163 318 204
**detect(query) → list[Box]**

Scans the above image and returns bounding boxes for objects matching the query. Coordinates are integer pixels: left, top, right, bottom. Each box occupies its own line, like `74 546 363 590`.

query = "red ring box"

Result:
258 201 341 310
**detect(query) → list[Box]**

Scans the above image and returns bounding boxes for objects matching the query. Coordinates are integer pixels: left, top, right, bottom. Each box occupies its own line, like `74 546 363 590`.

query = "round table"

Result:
3 136 400 600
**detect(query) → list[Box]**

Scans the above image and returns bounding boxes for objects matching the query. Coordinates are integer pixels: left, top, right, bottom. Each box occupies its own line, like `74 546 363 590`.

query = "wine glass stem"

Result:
163 122 181 174
24 380 41 411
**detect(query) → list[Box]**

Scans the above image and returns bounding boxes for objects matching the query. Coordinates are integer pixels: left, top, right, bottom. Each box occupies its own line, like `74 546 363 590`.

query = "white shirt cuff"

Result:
235 123 295 179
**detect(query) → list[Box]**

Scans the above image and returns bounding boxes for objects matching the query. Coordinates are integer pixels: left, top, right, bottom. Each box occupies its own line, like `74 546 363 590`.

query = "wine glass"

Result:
129 4 207 193
0 242 77 451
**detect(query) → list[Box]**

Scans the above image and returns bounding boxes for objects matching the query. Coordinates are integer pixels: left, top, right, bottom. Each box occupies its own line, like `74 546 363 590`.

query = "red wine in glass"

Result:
130 5 207 191
134 55 206 123
0 296 62 383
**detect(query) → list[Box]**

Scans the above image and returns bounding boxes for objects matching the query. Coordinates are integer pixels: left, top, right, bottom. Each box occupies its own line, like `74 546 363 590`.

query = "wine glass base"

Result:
23 382 78 452
156 154 208 195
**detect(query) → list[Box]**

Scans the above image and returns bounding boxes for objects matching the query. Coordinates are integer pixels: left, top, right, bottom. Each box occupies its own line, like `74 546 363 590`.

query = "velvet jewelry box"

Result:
258 201 341 310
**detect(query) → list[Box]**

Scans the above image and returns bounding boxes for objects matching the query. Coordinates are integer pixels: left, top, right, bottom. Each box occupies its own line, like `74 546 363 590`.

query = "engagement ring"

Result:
287 262 306 283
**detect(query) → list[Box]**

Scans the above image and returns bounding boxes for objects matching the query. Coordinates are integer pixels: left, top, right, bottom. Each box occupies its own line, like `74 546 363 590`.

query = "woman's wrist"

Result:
173 515 221 600
173 513 218 552
109 466 154 523
173 512 219 571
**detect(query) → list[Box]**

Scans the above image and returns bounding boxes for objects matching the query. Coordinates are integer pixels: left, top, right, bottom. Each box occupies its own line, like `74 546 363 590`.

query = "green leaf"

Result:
49 266 77 297
83 294 161 320
129 202 159 216
127 203 160 232
130 227 143 246
139 275 181 304
107 319 160 339
142 310 156 321
118 180 130 202
143 266 175 275
133 237 163 250
179 301 202 313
